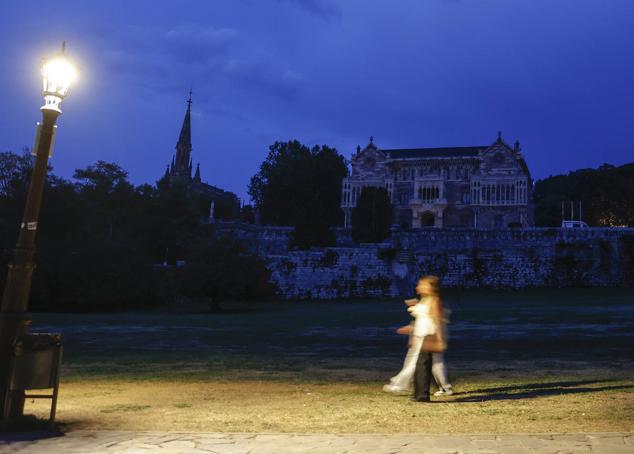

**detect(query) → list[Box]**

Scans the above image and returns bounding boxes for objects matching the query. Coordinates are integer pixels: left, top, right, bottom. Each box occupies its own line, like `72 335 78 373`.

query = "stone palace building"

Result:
341 133 534 229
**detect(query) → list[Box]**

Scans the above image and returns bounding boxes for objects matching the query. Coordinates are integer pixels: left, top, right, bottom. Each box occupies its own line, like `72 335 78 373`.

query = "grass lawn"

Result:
26 370 633 433
22 288 634 433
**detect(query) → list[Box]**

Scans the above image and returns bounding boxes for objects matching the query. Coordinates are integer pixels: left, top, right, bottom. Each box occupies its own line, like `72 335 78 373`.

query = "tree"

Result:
148 179 202 263
0 150 61 303
240 204 256 224
0 149 34 199
248 140 348 248
71 161 139 240
31 161 157 310
37 240 156 311
534 163 634 227
351 187 393 243
73 160 130 193
181 237 277 310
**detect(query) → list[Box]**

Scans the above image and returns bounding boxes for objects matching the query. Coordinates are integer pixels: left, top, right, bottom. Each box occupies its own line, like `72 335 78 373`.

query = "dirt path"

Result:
2 431 633 453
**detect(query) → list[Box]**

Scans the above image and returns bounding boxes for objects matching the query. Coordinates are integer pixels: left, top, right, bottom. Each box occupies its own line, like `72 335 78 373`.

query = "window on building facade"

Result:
470 181 531 206
417 185 440 203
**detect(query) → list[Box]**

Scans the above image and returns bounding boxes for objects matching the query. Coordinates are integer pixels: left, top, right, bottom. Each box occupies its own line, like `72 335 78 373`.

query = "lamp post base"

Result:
0 314 31 418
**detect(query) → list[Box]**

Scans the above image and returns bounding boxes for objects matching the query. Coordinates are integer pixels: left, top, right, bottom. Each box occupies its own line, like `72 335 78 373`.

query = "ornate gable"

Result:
350 137 388 178
478 133 527 177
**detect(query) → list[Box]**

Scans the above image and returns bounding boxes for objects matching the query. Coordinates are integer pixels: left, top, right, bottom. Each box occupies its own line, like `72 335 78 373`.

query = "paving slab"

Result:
1 431 632 453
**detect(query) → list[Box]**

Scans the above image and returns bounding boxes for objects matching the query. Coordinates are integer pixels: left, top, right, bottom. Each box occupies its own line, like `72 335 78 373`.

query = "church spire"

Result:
172 91 194 180
194 163 201 182
177 91 192 152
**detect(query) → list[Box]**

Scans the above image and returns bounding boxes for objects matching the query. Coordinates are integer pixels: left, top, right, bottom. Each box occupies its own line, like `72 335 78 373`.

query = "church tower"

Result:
160 91 240 221
168 91 195 183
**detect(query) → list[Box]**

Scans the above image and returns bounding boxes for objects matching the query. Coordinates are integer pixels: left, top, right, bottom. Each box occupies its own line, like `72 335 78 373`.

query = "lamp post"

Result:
0 42 77 419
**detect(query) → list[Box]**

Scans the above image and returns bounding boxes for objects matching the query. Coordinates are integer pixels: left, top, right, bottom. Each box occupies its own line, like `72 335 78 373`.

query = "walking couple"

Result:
383 275 453 402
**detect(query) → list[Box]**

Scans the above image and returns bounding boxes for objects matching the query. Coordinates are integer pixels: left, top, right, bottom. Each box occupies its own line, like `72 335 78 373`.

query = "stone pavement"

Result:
0 431 632 454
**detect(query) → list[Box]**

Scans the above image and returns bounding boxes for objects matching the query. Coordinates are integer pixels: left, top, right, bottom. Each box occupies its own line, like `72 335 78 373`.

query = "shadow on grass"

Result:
0 415 64 441
450 379 633 402
465 378 621 394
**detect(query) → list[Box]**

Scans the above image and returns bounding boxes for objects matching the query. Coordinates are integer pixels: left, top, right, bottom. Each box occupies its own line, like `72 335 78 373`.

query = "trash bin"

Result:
2 333 63 426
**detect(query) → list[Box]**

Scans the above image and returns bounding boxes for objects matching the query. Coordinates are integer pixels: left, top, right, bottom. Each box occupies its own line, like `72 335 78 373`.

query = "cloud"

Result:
224 58 303 99
95 23 241 98
96 24 303 99
163 25 238 64
207 106 249 122
279 0 341 19
114 23 238 64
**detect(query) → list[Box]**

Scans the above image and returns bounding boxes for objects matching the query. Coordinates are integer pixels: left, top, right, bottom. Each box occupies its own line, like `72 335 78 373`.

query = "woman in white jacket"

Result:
383 276 453 399
411 276 442 401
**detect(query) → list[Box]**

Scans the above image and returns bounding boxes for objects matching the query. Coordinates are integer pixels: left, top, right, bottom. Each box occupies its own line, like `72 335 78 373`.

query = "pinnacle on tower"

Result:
194 163 201 182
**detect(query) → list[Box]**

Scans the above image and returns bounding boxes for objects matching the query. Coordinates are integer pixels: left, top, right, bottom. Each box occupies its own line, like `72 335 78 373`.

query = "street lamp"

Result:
0 42 77 419
41 48 77 113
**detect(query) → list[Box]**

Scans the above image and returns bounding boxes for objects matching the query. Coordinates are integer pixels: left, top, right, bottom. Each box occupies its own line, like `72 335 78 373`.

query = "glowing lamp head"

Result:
41 42 78 113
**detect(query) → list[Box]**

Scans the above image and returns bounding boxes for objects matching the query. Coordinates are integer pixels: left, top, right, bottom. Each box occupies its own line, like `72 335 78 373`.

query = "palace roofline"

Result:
382 146 487 159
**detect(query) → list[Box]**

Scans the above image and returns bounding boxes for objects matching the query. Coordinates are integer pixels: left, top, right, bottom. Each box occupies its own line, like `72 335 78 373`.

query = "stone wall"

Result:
214 222 634 299
213 222 293 255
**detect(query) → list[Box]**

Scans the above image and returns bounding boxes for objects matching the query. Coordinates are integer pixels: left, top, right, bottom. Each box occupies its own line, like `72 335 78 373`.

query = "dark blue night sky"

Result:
2 0 633 200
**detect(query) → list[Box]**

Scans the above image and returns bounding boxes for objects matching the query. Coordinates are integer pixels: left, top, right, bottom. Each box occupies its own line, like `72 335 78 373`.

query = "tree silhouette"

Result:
534 163 634 227
248 140 348 248
351 187 393 243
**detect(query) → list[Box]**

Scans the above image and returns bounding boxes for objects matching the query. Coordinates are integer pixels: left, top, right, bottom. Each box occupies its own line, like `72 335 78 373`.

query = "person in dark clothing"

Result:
413 348 433 402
